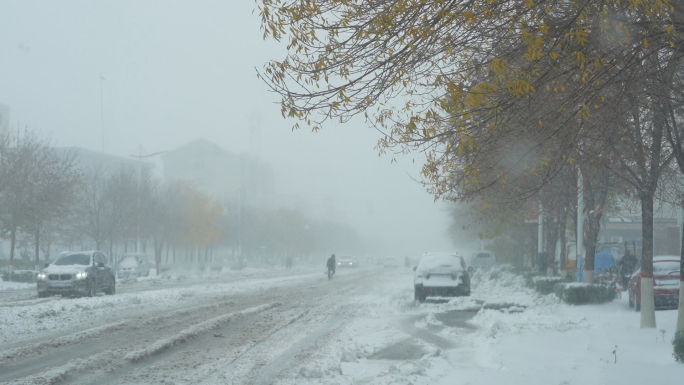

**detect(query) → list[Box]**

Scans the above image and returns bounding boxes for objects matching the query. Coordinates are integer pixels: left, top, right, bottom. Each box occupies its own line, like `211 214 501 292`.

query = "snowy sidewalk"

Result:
284 267 684 384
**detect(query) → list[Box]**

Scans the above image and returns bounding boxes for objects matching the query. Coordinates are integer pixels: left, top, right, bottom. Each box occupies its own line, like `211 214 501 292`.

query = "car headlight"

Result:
37 272 47 280
75 271 88 279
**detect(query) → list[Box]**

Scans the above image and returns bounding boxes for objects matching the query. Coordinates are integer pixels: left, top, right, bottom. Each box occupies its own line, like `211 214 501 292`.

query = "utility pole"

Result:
577 170 585 282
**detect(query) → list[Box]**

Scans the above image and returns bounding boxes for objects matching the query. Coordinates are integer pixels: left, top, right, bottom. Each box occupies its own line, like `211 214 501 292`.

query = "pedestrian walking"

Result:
326 254 336 280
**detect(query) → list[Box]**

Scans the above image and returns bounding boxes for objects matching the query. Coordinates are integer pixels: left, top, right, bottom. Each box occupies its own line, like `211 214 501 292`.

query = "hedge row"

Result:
674 331 684 363
1 270 37 283
530 277 564 295
553 283 616 305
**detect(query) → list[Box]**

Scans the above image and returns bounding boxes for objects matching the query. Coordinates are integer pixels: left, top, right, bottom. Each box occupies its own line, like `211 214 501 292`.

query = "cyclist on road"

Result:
326 254 336 280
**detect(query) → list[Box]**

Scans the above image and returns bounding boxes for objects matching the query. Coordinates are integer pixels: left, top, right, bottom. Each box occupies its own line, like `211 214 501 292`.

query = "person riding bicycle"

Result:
326 254 336 280
619 246 638 288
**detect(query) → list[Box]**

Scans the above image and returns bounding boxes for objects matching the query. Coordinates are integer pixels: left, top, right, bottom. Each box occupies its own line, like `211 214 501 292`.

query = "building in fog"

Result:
0 104 9 136
161 139 275 208
54 147 154 173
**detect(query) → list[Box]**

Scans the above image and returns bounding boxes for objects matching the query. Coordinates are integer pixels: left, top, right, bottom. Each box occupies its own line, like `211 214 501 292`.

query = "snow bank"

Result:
0 269 320 344
0 280 34 291
288 266 684 384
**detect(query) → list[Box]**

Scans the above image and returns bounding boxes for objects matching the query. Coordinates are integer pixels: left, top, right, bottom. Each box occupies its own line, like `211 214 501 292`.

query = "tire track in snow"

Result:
7 303 278 385
0 320 129 367
4 268 385 384
0 299 237 368
125 302 279 362
250 306 352 384
396 316 457 350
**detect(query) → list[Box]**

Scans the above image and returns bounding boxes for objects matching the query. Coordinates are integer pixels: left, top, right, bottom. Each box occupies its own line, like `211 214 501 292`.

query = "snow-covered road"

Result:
2 265 684 385
0 266 402 384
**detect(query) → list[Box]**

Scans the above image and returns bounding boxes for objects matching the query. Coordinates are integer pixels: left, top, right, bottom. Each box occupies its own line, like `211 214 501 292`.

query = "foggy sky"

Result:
0 0 455 257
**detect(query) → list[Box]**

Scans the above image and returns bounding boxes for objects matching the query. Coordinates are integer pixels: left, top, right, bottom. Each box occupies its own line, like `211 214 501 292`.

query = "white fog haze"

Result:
1 2 683 384
0 0 452 257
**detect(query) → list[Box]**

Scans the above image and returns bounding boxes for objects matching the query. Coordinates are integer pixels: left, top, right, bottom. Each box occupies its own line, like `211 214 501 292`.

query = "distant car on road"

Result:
116 252 154 278
469 250 496 271
383 257 399 268
414 252 470 302
37 251 115 298
337 256 357 268
628 255 680 311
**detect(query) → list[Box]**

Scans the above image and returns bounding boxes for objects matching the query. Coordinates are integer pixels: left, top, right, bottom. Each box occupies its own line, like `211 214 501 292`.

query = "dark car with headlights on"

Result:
337 256 357 268
37 251 116 298
414 252 470 302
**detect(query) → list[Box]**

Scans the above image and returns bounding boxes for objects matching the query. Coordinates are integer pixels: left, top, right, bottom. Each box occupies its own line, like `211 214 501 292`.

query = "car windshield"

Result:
53 254 91 266
119 257 139 267
419 254 463 271
654 261 680 275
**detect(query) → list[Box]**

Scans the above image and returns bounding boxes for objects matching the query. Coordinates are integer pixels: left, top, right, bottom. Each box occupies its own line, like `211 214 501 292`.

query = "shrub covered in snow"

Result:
524 271 544 287
1 270 37 283
531 277 564 295
553 283 615 305
674 330 684 363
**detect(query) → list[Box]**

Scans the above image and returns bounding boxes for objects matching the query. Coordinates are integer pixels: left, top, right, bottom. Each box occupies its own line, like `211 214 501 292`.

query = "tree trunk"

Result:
581 167 609 284
9 227 16 280
45 240 51 263
34 227 40 272
545 211 559 277
677 220 684 332
640 190 657 328
559 208 568 279
584 212 600 284
153 236 163 275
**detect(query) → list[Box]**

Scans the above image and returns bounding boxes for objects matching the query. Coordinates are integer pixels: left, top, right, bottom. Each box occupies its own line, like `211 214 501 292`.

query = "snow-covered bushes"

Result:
674 331 684 363
530 276 563 295
553 283 615 305
523 271 544 287
1 270 37 283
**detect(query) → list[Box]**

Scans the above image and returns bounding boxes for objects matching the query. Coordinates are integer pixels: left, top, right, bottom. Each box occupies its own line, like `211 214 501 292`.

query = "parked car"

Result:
37 251 115 298
414 252 470 302
383 257 399 268
116 252 154 278
469 250 496 271
628 255 680 311
337 256 357 268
